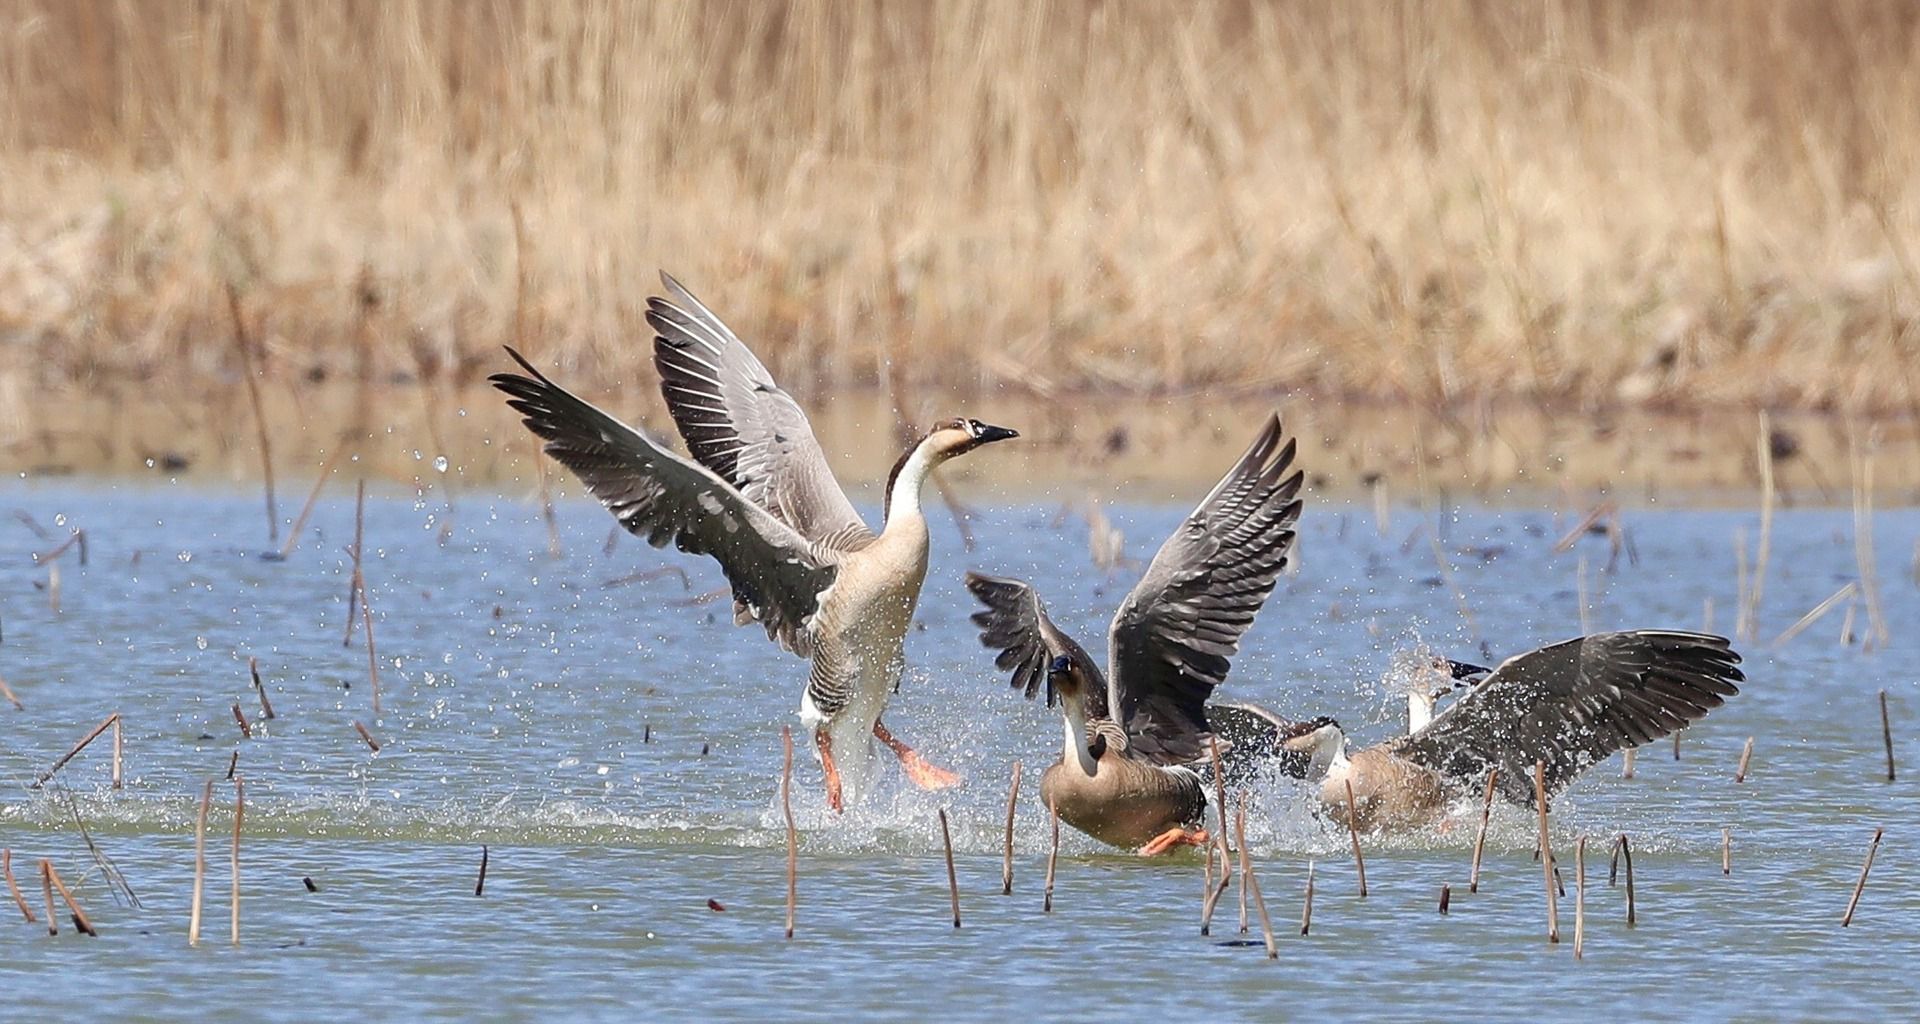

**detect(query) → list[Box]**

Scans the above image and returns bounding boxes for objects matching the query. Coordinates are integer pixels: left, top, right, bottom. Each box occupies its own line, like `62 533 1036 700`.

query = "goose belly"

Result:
1320 750 1455 832
1040 759 1201 849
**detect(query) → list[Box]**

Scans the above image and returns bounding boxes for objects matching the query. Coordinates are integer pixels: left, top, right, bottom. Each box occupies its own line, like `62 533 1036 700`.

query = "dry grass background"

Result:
3 0 1919 420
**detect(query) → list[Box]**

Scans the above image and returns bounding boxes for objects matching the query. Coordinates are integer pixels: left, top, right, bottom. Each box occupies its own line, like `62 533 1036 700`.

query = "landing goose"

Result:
491 274 1017 811
966 415 1303 854
1281 631 1744 831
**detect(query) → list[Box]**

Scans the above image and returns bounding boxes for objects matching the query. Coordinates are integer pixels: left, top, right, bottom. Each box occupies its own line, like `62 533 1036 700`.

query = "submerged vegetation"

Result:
2 0 1919 427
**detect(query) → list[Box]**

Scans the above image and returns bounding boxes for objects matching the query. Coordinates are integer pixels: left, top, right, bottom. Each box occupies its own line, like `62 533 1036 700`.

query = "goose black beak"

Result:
975 423 1019 445
1443 658 1491 681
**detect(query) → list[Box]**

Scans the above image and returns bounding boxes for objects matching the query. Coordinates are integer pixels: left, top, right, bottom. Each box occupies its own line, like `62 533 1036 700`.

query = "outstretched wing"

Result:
648 273 878 552
1391 631 1744 807
1106 415 1304 764
964 572 1111 720
491 348 837 656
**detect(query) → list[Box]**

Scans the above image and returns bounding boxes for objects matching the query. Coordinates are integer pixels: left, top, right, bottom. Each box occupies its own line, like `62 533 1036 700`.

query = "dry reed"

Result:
189 778 211 945
1841 827 1883 927
1772 582 1859 648
274 444 347 560
0 673 20 710
1881 690 1896 782
232 703 252 740
1534 761 1558 943
32 712 120 788
1343 779 1369 898
1232 796 1277 959
37 859 56 936
781 725 796 939
1622 746 1636 779
352 721 381 753
1722 827 1732 876
1199 738 1234 934
1736 737 1755 782
475 845 489 897
3 849 34 923
5 4 1920 413
938 808 960 929
1469 769 1496 892
343 480 365 647
1300 861 1315 936
111 715 122 789
1618 834 1638 926
250 657 276 721
1001 760 1021 896
1043 795 1059 915
1438 884 1450 915
1573 837 1586 960
230 775 244 945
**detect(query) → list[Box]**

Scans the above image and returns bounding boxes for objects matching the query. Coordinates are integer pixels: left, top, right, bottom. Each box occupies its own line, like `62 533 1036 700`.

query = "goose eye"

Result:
965 420 982 437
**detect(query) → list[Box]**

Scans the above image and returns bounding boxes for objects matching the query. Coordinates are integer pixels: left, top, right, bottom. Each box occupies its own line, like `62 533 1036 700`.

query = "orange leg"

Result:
872 719 961 790
1138 827 1210 857
816 730 844 813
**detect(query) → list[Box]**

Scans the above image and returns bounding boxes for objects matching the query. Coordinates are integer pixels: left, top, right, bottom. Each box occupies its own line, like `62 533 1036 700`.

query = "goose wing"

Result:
1390 631 1744 806
648 273 878 552
491 348 837 656
1106 415 1304 765
964 572 1112 720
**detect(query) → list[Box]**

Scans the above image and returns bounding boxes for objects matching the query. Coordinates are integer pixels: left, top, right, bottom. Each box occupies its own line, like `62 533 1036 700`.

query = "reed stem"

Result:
1881 690 1896 782
1344 778 1368 898
231 775 244 945
1735 737 1754 782
1002 760 1021 895
1722 826 1732 875
1300 861 1315 936
232 703 252 739
781 725 796 939
32 712 120 788
1534 761 1558 943
1438 883 1450 915
250 656 276 720
1044 795 1058 914
1619 833 1637 926
475 845 489 896
39 859 56 936
111 715 123 789
4 849 35 923
343 479 365 647
189 777 211 945
1235 794 1250 934
1469 768 1496 893
1573 836 1586 960
938 808 960 929
1233 795 1277 959
1840 827 1883 927
352 720 381 752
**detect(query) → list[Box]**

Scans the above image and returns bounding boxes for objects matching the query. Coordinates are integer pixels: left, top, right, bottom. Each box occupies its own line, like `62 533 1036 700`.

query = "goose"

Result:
1278 631 1744 831
490 273 1018 812
966 415 1303 855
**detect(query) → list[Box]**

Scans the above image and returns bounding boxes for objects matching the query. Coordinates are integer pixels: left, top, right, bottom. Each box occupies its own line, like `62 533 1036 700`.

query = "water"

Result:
2 482 1916 1020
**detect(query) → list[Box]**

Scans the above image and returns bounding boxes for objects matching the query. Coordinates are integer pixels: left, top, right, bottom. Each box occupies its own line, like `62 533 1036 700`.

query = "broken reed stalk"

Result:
1344 779 1368 898
1573 837 1587 960
1619 833 1637 926
231 775 244 945
232 703 252 739
1002 760 1021 895
225 751 238 781
1840 827 1883 927
1233 795 1277 959
1771 581 1857 648
1044 795 1059 914
228 284 278 545
276 444 347 559
0 672 22 710
1469 769 1497 892
1198 738 1234 933
1722 827 1732 876
189 777 211 945
781 725 796 939
39 859 56 936
1622 746 1636 779
1300 861 1315 936
1438 884 1451 914
938 808 960 929
475 845 489 896
32 712 120 788
1534 761 1559 943
4 849 35 923
1236 794 1250 934
250 657 276 720
352 720 380 752
111 715 123 789
344 479 365 647
1881 690 1896 782
1735 737 1755 782
1673 729 1683 760
362 590 381 717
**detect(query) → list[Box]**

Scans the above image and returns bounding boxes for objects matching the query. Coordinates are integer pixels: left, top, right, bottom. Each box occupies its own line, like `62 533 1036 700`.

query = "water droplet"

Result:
176 551 192 563
433 456 449 473
53 514 67 527
195 636 209 650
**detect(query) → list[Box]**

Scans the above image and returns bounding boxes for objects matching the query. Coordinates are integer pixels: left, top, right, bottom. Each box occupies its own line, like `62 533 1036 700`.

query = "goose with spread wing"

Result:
966 415 1303 855
491 273 1017 811
1280 631 1744 831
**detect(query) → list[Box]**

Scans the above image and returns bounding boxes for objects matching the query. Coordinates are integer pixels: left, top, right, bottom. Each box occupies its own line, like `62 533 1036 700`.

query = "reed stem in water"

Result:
1573 836 1587 960
250 657 276 720
1300 861 1315 936
1344 779 1368 898
1735 737 1754 782
231 775 244 945
938 808 960 929
4 849 35 923
1002 760 1021 896
1044 795 1059 914
1840 827 1883 927
1534 761 1558 943
781 726 796 939
38 859 56 936
1881 690 1896 782
475 845 489 897
32 712 120 788
189 777 211 945
1469 769 1497 893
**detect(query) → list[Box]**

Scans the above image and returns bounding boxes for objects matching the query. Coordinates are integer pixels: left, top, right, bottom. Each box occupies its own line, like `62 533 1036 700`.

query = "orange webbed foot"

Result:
872 719 962 790
1138 827 1210 857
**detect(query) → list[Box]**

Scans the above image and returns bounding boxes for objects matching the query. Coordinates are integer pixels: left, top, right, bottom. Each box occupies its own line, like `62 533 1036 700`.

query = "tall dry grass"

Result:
2 0 1918 413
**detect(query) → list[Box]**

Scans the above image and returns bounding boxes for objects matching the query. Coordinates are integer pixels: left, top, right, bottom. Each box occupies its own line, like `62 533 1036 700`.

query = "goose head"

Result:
1047 653 1104 773
1407 656 1487 733
1278 716 1347 779
884 418 1018 521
